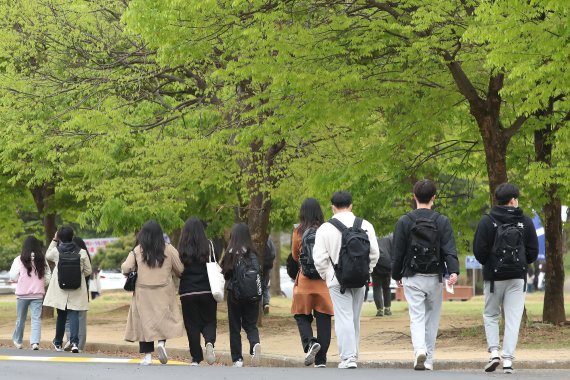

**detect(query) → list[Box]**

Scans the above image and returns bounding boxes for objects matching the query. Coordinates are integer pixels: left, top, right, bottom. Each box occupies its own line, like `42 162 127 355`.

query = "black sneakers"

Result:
304 341 321 366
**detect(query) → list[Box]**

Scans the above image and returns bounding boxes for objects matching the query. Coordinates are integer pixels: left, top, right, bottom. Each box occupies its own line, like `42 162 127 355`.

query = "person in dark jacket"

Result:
372 234 393 317
392 179 459 371
262 237 276 315
473 183 538 374
178 217 217 366
221 223 262 367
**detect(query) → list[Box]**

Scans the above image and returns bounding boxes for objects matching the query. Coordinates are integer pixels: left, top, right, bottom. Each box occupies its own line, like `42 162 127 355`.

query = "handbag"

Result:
206 241 225 302
124 251 137 292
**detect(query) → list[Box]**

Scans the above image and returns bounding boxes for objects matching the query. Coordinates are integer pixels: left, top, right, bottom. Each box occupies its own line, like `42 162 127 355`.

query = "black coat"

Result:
373 234 393 276
473 206 538 281
392 209 460 281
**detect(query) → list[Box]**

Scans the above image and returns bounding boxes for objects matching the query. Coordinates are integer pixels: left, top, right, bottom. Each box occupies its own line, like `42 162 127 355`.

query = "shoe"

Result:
414 350 427 370
140 355 152 366
63 341 71 352
157 344 168 364
205 342 215 365
251 343 261 367
384 307 392 316
425 362 433 371
503 359 513 374
71 343 79 353
233 359 244 367
338 358 357 369
304 341 321 366
13 340 22 349
375 309 384 317
52 341 63 352
314 364 327 368
485 356 501 372
31 343 39 351
263 304 269 315
190 362 199 366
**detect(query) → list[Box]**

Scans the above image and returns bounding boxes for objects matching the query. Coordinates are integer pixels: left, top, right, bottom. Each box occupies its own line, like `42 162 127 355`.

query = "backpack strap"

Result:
486 213 498 228
328 218 347 233
353 217 363 230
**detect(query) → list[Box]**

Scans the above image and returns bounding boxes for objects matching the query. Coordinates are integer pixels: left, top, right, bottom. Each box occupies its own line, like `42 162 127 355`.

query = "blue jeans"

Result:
55 308 79 345
65 311 87 350
13 298 43 345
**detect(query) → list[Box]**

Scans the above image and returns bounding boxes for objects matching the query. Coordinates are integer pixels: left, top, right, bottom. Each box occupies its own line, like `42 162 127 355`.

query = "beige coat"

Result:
122 244 184 342
43 241 92 311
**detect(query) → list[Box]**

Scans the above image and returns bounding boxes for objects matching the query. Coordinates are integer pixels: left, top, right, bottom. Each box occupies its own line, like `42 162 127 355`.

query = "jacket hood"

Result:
57 241 79 255
489 206 524 224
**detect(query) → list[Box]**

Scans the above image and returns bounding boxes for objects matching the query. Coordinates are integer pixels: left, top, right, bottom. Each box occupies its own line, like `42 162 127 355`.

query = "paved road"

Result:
1 349 570 380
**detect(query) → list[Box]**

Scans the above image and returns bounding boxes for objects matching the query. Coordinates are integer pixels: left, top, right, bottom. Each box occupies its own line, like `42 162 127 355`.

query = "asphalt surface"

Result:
2 349 570 380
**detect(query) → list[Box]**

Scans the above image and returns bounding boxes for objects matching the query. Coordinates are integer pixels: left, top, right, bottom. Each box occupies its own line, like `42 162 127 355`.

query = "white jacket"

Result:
313 211 379 288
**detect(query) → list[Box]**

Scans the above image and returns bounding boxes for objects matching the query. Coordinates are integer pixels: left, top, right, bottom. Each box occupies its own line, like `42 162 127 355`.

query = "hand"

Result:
447 273 458 286
397 280 403 288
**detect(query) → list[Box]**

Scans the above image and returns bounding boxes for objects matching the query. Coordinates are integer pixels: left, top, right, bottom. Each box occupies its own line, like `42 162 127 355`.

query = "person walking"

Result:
122 220 184 365
89 267 102 300
63 237 92 352
44 226 92 353
261 237 276 315
473 183 538 374
291 198 334 368
178 217 218 366
221 223 262 368
392 179 460 370
10 236 51 350
313 191 380 369
372 234 393 317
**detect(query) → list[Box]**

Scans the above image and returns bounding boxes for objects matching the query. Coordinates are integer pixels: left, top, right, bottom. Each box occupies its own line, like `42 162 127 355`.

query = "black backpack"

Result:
233 253 262 302
286 253 299 280
328 218 371 293
299 227 321 279
487 214 527 291
406 212 441 274
57 245 82 290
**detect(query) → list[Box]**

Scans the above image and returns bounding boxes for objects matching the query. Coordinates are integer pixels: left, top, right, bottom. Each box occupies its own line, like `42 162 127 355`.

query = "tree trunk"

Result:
477 116 509 204
535 126 566 324
270 231 282 297
30 183 57 319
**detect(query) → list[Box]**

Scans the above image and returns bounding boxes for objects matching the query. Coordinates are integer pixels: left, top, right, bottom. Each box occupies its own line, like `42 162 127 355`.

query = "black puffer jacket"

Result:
473 206 538 281
392 208 460 281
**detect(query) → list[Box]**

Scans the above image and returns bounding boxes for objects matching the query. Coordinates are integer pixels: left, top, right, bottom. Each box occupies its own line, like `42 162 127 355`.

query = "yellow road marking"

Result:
0 355 187 365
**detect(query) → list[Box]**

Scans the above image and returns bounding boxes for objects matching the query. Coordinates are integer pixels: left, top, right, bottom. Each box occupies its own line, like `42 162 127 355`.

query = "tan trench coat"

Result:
121 244 184 342
43 241 92 311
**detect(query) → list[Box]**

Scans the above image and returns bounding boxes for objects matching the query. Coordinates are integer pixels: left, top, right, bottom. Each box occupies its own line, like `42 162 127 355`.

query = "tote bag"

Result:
206 241 225 302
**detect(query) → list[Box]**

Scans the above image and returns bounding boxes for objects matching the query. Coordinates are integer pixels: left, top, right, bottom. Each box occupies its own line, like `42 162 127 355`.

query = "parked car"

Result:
99 269 126 290
0 271 16 294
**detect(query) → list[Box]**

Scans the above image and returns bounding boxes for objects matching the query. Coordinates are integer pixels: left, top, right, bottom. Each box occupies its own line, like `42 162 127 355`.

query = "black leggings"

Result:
181 293 217 363
294 310 332 366
227 293 260 362
372 272 392 309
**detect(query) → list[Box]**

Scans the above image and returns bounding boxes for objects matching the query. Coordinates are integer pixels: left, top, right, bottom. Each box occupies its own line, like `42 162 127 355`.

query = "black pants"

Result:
372 272 392 309
181 293 217 363
227 292 260 362
55 308 79 346
139 340 165 353
294 310 331 366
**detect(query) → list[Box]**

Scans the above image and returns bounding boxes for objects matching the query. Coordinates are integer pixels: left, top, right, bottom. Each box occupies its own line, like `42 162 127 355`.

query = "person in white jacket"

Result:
10 236 51 350
312 191 379 369
43 226 91 353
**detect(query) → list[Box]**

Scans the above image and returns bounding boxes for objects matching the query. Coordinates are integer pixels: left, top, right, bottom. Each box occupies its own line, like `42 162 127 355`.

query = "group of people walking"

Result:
9 180 538 374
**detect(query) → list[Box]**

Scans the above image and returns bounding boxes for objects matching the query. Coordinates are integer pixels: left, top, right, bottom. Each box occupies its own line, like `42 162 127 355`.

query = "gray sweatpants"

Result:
403 275 442 363
483 279 525 360
329 285 365 361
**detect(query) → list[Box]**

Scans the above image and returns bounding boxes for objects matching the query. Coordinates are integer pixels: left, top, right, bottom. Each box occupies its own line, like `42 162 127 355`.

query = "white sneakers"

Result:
31 343 39 350
304 342 321 366
13 340 22 349
251 343 261 367
233 359 244 367
140 353 152 366
338 357 357 369
71 343 79 353
205 342 215 365
503 359 514 374
414 350 427 370
157 343 168 364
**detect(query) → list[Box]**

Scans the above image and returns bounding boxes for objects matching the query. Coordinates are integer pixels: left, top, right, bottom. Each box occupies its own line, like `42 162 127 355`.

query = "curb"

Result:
3 339 570 369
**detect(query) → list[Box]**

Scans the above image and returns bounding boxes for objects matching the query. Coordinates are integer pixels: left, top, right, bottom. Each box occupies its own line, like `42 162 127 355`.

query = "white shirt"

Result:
312 211 380 288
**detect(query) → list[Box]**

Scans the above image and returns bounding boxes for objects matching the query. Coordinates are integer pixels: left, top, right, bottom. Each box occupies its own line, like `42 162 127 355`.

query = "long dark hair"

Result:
73 236 92 263
20 236 46 279
298 198 324 234
137 220 166 268
221 223 255 274
178 217 210 265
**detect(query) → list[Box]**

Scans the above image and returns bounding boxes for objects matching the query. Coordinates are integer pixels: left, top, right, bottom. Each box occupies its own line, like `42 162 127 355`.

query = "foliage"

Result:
92 235 136 270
